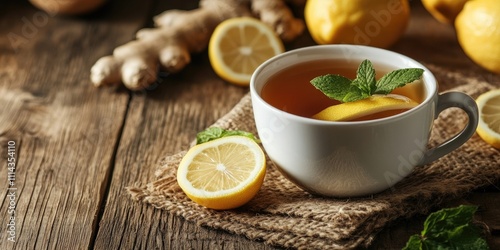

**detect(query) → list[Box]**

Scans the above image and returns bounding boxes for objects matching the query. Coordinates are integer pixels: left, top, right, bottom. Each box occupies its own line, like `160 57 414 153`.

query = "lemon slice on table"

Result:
208 17 285 86
476 89 500 149
177 136 266 210
313 94 419 121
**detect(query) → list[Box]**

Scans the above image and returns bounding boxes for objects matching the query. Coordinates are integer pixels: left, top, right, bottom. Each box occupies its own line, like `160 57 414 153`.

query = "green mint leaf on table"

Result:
403 205 489 250
196 127 260 144
310 59 424 102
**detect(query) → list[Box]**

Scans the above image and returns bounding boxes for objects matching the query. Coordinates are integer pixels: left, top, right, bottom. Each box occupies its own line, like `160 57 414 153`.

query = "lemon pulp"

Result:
208 17 284 86
177 136 266 210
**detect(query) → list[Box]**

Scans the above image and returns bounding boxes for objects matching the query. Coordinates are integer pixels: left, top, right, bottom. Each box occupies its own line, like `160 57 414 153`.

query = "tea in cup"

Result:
250 45 478 197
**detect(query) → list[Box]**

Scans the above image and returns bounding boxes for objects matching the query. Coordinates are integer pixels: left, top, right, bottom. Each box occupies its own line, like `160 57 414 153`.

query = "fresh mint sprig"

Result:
196 127 260 144
310 59 424 102
403 205 489 250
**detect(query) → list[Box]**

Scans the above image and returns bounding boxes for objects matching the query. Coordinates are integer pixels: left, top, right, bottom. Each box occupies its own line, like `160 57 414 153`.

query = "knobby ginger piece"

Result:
90 0 304 90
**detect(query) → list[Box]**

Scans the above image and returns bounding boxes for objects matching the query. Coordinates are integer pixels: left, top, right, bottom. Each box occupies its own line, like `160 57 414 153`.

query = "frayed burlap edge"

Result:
128 64 500 250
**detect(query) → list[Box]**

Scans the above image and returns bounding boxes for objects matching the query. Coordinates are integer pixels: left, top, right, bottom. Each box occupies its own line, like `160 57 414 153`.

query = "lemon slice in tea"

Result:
313 94 419 121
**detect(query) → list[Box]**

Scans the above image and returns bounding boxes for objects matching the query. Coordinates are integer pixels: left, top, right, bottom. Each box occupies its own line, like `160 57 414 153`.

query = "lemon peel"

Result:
304 0 410 48
312 94 418 121
422 0 469 24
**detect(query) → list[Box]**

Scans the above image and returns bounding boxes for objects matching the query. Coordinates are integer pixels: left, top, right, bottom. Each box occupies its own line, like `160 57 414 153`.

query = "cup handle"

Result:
421 91 479 165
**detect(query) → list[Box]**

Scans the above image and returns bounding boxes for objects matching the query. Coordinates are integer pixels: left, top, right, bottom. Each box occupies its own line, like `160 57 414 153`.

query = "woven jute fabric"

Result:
127 64 500 249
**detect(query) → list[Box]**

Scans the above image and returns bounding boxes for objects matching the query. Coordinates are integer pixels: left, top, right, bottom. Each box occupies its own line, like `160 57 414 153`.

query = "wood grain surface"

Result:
0 1 498 249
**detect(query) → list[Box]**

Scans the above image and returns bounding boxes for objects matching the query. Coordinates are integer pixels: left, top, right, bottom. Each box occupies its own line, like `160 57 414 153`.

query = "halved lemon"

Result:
476 89 500 149
312 94 419 121
177 136 266 210
208 17 285 86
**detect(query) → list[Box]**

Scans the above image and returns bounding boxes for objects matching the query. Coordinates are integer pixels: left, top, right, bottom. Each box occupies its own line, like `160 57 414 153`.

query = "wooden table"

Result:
1 0 499 249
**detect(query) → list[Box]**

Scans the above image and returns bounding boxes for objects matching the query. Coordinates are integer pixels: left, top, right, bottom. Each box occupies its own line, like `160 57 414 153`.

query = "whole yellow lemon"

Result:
29 0 106 16
304 0 410 48
422 0 469 24
455 0 500 74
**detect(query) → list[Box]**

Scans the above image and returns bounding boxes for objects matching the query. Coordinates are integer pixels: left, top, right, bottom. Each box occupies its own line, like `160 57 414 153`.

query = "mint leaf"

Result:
375 68 424 95
404 235 423 249
196 127 260 144
423 204 477 237
342 85 366 102
353 60 377 95
310 59 424 103
403 205 489 250
310 74 352 101
196 127 225 144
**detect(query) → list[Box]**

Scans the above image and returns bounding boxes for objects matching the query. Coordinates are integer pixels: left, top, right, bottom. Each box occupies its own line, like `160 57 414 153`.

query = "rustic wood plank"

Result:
92 44 268 249
1 0 498 249
369 185 500 250
93 1 307 248
469 189 500 237
0 0 151 249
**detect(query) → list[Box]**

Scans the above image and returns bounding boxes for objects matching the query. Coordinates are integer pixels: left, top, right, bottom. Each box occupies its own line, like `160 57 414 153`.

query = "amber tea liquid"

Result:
261 59 425 121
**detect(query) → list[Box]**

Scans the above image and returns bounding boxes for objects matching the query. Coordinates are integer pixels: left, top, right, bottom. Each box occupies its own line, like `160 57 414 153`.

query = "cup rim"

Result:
250 45 437 125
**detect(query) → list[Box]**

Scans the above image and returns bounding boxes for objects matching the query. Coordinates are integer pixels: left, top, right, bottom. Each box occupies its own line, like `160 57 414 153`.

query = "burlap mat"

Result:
127 64 500 249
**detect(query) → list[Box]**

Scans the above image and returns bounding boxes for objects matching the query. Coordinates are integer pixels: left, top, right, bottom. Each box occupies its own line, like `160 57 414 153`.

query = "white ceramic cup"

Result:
250 45 479 197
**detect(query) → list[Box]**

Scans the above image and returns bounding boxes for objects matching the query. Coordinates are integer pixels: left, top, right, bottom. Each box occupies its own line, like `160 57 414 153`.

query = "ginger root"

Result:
90 0 305 90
